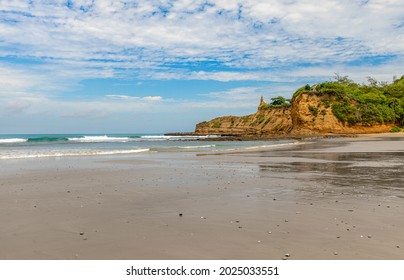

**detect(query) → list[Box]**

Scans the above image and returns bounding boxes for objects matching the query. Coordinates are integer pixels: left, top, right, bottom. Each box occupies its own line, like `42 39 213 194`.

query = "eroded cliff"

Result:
195 93 398 136
195 100 293 136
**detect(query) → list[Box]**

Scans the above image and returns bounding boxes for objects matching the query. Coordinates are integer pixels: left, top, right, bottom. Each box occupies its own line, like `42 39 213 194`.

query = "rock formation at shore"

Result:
195 77 404 136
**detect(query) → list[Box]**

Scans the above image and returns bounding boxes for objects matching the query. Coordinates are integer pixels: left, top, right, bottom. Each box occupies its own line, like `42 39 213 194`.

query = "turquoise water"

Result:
0 134 296 159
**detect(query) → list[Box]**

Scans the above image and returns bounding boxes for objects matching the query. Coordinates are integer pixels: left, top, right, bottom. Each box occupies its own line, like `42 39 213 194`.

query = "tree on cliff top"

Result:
260 96 290 109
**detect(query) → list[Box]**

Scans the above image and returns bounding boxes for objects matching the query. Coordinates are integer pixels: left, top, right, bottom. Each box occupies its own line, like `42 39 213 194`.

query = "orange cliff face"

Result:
194 94 396 136
291 93 394 135
195 99 293 136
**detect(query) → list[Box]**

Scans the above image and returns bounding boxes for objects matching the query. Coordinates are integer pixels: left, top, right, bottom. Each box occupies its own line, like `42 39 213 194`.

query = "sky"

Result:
0 0 403 134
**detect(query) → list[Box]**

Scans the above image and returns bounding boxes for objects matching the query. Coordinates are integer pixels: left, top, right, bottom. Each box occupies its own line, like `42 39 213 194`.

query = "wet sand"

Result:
0 135 403 259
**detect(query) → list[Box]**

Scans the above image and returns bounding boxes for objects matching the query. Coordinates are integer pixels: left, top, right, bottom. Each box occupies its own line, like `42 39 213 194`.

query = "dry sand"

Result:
0 135 403 259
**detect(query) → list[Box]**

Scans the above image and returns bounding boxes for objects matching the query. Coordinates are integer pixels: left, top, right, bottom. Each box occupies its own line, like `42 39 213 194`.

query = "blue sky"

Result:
0 0 403 133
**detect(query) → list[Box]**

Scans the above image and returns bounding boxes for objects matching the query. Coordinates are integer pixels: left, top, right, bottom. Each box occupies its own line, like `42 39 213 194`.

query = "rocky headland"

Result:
194 76 404 138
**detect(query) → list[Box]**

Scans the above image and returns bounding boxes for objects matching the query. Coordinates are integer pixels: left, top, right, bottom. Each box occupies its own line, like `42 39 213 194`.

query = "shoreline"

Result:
166 131 404 141
0 135 403 259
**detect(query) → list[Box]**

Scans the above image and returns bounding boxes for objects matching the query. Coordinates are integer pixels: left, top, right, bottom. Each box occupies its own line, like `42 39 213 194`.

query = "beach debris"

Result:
273 198 277 201
267 231 272 234
284 253 291 258
367 235 372 238
179 213 183 217
282 257 288 260
348 209 354 212
79 232 84 236
257 240 261 243
397 245 400 248
201 216 206 219
67 190 70 193
334 252 338 255
235 220 240 223
295 211 301 214
284 220 288 223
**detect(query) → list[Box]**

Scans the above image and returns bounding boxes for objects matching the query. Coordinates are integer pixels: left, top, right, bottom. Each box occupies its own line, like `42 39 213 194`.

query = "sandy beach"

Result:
0 134 403 260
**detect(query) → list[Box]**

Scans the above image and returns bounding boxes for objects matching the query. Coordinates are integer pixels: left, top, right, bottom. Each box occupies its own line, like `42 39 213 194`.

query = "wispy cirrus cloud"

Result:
1 0 403 80
105 94 163 102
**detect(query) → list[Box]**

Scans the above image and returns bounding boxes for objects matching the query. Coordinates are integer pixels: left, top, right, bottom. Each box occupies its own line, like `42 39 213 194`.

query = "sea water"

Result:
0 134 296 160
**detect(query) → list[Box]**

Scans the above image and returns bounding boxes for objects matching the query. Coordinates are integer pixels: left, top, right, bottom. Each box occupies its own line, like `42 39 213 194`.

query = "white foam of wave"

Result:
0 148 150 160
68 135 131 143
242 141 305 151
197 141 307 155
141 135 220 141
0 138 27 144
180 144 216 149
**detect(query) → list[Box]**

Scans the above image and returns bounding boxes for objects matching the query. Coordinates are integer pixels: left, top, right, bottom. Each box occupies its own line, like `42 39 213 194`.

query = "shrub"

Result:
308 105 318 116
251 114 265 126
262 117 272 127
391 126 401 132
212 121 221 128
242 116 250 123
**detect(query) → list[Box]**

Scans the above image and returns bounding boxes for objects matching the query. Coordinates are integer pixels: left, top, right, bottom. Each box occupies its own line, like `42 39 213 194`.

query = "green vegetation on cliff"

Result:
260 96 291 109
292 75 404 126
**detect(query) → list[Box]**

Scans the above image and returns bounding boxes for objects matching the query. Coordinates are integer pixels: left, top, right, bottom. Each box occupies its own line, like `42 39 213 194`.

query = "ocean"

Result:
0 134 297 160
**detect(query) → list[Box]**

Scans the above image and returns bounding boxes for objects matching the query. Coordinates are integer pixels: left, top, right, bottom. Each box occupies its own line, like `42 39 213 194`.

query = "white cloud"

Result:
106 94 163 102
142 96 163 102
105 95 138 100
0 0 402 80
